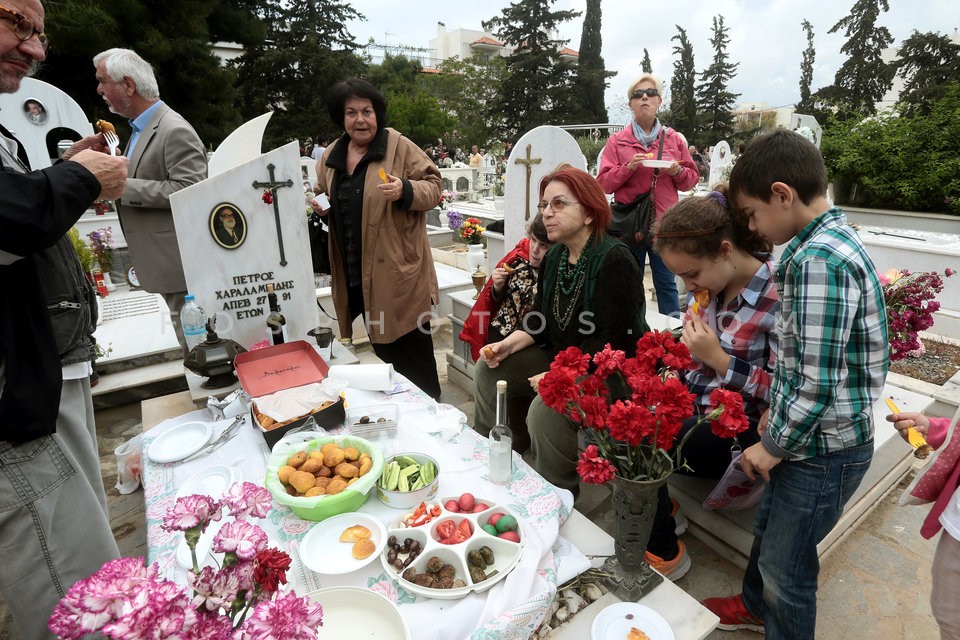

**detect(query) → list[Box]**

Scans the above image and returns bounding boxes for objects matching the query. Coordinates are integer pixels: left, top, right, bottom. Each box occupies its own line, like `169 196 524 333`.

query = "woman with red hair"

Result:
473 165 648 494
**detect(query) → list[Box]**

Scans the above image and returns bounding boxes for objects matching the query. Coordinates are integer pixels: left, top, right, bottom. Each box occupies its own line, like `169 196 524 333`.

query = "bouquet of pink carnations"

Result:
48 482 324 640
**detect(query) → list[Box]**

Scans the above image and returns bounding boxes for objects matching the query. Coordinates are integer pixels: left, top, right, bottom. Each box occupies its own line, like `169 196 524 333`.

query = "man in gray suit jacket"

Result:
94 48 207 356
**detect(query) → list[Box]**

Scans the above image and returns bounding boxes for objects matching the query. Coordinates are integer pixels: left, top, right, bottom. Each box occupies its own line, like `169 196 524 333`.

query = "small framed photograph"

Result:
23 98 48 125
209 203 247 249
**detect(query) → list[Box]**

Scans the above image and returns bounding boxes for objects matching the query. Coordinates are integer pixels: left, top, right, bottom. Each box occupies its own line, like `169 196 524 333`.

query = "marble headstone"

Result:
707 140 733 188
0 77 92 169
208 112 273 177
502 126 586 252
170 141 319 350
790 114 822 148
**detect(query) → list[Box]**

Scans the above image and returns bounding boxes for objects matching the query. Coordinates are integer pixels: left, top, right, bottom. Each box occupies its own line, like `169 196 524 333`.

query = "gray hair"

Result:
93 48 159 100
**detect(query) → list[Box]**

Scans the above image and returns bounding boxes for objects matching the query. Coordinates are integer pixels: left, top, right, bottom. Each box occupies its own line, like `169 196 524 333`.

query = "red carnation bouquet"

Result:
538 330 749 484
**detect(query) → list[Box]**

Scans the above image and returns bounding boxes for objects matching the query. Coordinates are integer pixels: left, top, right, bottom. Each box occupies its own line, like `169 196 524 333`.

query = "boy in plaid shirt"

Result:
702 129 888 639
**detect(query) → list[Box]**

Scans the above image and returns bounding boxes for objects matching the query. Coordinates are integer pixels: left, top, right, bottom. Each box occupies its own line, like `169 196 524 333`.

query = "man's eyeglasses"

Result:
0 5 48 50
536 198 579 213
630 88 659 99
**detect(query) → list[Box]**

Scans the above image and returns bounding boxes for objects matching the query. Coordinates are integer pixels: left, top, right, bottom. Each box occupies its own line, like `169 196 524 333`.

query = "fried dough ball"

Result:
342 447 360 461
287 451 307 468
315 477 332 489
352 538 376 559
259 414 275 428
308 449 324 460
315 464 332 478
320 442 339 455
339 525 372 542
304 486 325 497
323 448 345 467
359 457 373 476
326 476 348 495
300 458 323 474
277 465 296 484
335 462 359 479
289 470 317 494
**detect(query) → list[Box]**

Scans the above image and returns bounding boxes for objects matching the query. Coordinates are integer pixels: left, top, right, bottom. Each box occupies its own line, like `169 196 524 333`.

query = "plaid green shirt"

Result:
763 208 889 459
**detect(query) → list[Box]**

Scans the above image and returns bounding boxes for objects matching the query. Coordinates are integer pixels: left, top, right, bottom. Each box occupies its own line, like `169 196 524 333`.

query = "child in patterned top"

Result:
643 184 781 580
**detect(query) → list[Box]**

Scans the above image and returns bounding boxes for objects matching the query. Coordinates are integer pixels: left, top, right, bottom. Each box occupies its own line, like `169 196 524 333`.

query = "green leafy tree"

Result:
233 0 367 150
483 0 581 138
695 16 739 145
818 0 894 115
367 53 424 96
668 26 698 141
571 0 615 124
821 84 960 214
894 31 960 116
39 0 259 147
385 91 457 148
641 49 653 74
426 55 508 147
796 20 816 114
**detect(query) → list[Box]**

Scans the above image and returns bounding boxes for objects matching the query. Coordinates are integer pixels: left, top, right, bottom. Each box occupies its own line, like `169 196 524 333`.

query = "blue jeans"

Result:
741 440 874 639
629 244 680 318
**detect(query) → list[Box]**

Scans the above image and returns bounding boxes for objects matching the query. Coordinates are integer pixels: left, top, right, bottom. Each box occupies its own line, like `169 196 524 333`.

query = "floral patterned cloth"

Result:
142 382 586 640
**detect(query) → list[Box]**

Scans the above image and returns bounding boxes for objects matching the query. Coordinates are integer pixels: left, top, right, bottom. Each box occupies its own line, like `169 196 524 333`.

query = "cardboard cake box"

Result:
235 341 345 448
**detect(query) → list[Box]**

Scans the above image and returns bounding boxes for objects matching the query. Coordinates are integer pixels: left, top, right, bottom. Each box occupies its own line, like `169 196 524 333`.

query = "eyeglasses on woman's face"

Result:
0 5 48 51
536 197 579 214
630 88 659 99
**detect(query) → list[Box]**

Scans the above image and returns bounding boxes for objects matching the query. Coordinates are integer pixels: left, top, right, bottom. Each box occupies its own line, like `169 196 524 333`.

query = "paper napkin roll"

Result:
327 363 395 391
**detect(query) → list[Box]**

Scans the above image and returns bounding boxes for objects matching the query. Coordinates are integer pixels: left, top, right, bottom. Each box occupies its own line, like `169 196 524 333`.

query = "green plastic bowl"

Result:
266 434 384 521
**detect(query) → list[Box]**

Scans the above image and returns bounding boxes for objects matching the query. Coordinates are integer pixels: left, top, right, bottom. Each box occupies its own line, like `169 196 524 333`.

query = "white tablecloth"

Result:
142 382 590 640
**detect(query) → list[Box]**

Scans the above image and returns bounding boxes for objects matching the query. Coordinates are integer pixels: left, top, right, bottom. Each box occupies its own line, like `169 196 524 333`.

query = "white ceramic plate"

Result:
300 512 387 575
308 586 410 640
147 421 212 464
591 602 675 640
176 465 241 500
641 159 674 169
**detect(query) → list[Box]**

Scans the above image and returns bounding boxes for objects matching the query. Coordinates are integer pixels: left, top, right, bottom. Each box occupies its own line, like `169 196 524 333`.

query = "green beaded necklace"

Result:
553 238 592 330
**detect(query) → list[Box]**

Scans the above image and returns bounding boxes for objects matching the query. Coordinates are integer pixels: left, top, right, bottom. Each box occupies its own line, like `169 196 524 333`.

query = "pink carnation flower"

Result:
161 494 222 533
240 591 324 640
222 482 273 520
213 520 268 560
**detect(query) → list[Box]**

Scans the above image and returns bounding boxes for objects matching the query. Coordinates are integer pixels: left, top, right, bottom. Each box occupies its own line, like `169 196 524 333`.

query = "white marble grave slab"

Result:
170 141 318 350
790 113 822 147
0 78 93 169
707 140 732 188
208 112 272 178
503 126 586 251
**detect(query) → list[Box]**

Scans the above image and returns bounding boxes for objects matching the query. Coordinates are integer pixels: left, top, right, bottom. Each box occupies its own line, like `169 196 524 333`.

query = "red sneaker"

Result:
701 594 764 633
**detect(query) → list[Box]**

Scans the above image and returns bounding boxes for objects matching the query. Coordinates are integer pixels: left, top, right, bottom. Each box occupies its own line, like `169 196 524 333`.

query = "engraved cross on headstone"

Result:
513 144 542 221
252 163 294 267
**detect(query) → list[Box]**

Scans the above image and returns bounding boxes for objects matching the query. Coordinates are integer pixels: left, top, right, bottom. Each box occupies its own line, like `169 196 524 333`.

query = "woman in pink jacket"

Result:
888 410 960 639
597 74 700 318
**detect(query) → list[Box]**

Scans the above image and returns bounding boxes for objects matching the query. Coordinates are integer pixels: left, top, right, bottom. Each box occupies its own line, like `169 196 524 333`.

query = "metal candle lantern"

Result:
183 319 247 388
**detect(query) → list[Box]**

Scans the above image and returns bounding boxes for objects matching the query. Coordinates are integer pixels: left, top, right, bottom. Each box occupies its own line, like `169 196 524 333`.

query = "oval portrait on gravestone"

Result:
209 203 247 250
23 98 48 125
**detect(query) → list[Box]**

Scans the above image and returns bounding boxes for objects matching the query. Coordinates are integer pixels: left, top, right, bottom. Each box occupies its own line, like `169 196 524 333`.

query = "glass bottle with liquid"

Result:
489 380 513 484
265 284 287 345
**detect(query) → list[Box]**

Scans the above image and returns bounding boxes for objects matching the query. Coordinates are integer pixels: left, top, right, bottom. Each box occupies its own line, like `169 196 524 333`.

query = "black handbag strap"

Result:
650 127 666 190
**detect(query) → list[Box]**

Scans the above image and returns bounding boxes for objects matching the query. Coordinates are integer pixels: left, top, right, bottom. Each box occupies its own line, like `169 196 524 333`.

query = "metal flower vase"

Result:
602 460 673 600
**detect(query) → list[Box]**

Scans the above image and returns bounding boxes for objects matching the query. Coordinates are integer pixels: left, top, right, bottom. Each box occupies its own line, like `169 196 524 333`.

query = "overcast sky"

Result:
346 0 959 122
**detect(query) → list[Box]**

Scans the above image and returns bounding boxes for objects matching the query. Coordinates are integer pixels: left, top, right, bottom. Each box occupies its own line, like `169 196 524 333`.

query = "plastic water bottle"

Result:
181 294 207 353
489 380 513 484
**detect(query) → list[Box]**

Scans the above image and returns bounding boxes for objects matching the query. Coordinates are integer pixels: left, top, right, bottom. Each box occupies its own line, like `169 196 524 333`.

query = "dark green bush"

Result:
820 83 960 215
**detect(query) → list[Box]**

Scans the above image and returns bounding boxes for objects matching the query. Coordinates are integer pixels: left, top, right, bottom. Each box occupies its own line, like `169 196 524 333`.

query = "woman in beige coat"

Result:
314 78 443 398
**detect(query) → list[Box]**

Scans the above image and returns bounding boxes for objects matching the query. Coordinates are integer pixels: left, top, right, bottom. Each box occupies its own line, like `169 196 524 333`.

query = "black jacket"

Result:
0 124 100 442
